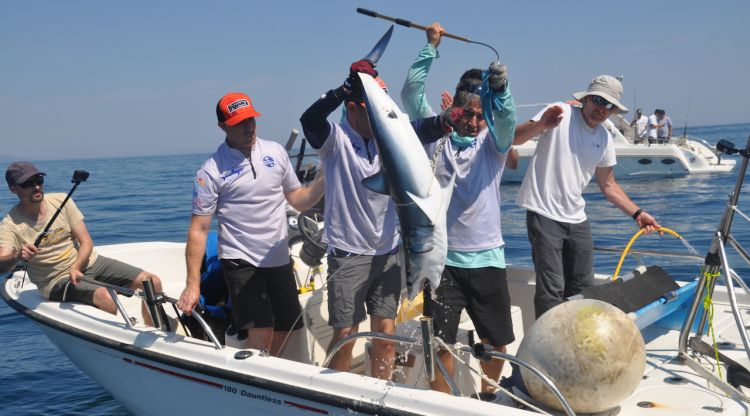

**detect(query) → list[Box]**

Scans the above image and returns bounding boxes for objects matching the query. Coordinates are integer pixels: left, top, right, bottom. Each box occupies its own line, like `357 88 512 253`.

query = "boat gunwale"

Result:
0 276 424 416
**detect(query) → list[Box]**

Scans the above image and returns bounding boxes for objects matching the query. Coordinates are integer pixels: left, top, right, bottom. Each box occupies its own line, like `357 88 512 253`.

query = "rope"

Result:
702 268 723 379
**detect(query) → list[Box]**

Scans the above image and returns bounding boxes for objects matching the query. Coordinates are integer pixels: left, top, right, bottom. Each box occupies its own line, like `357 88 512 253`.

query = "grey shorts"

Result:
326 249 402 328
49 256 143 306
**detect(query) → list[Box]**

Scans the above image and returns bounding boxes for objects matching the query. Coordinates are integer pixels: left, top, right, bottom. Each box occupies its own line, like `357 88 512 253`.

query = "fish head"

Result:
403 174 456 299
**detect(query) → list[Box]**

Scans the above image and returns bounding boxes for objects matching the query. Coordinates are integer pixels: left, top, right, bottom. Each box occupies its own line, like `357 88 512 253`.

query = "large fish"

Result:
358 73 455 298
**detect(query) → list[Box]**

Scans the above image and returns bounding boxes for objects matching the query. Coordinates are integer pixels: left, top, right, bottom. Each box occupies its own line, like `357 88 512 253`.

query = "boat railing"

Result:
322 327 576 416
676 136 750 402
79 277 224 350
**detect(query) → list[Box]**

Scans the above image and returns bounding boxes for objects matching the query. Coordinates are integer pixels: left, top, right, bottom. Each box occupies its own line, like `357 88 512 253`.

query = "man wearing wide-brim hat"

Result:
512 75 662 318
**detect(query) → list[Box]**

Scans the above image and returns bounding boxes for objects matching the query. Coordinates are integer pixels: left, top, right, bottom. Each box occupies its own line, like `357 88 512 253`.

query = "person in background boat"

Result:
630 108 649 143
400 22 517 397
656 109 673 143
0 162 163 325
177 92 324 356
514 76 661 318
299 60 448 380
648 108 673 145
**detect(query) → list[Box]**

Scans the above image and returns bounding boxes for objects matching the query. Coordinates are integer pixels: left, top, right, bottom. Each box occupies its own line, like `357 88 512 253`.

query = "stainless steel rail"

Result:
84 277 224 350
456 346 576 416
322 331 574 414
676 135 750 403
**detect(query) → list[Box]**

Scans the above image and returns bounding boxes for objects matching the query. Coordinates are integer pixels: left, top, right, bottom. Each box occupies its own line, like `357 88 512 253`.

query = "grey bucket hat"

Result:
573 75 629 113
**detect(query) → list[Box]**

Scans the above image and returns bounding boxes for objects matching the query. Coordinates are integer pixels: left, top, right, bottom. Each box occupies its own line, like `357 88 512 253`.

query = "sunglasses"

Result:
18 175 44 189
589 95 615 110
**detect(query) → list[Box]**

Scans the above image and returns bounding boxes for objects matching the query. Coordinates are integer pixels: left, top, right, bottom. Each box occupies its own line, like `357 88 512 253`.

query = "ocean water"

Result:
1 123 749 414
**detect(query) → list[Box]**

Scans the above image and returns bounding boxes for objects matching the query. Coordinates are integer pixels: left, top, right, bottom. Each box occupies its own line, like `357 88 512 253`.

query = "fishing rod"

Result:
356 8 500 62
682 99 692 138
284 129 299 152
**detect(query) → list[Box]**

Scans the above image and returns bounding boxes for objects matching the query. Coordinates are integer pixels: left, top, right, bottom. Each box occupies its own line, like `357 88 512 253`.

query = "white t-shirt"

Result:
429 130 507 251
517 103 616 223
316 120 398 255
192 139 301 267
634 115 648 138
647 114 659 139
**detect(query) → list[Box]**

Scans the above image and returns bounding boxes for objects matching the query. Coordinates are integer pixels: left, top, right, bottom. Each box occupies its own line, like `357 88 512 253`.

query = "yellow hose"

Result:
611 227 682 281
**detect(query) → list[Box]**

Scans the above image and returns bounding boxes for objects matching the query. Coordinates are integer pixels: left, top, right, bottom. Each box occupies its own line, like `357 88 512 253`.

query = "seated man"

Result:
0 161 163 325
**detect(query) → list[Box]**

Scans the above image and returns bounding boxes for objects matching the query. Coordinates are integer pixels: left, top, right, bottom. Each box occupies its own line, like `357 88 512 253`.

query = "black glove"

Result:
343 60 378 97
488 62 508 92
440 106 464 133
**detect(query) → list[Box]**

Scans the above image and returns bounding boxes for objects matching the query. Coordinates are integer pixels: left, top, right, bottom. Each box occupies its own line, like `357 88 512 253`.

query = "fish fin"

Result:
406 175 455 224
361 172 389 195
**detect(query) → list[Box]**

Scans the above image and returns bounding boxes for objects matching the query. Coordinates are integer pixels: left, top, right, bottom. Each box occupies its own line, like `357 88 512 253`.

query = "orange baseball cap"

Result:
216 92 261 126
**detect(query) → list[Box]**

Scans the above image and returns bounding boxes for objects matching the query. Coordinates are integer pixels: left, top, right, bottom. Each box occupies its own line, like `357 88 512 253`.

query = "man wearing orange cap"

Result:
177 92 324 355
514 76 661 318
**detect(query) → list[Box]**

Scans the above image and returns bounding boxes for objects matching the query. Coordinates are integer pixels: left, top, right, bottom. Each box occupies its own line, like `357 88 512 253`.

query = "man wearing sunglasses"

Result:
514 76 661 318
399 22 517 397
0 161 164 325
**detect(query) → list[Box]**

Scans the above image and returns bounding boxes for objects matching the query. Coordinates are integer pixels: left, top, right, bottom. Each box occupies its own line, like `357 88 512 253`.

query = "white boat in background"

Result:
503 116 736 183
4 138 750 415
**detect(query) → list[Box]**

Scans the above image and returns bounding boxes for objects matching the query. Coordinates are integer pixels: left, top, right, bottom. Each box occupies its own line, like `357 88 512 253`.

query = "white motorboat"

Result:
4 139 750 415
502 117 736 183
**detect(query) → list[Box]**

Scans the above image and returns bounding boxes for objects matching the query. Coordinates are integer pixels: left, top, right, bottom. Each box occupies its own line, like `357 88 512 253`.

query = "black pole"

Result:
422 279 432 318
142 278 164 330
295 138 307 179
34 170 89 248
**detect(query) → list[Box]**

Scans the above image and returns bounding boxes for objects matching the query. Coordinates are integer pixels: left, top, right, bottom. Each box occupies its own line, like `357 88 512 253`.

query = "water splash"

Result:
680 237 701 257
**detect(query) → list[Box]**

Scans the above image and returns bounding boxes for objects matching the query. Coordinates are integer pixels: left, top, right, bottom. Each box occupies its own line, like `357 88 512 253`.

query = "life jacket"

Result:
199 231 230 319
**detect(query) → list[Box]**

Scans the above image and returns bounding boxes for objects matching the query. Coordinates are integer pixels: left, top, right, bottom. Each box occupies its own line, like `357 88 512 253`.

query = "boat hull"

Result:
1 242 527 416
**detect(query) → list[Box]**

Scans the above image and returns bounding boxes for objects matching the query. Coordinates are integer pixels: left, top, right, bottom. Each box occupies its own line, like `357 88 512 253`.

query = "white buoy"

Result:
517 299 645 413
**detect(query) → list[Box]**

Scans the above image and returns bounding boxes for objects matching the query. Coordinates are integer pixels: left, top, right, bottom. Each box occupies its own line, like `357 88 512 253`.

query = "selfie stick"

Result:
34 170 90 248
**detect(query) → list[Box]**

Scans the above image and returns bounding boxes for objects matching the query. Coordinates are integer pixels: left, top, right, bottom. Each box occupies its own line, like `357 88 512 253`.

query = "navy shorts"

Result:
432 265 514 347
220 259 303 332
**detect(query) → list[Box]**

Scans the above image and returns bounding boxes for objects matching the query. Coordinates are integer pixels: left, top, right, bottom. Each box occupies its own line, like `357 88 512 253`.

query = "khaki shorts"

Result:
48 256 143 305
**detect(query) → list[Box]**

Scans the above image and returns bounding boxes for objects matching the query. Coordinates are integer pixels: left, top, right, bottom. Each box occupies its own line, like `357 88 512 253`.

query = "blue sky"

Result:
2 0 748 160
